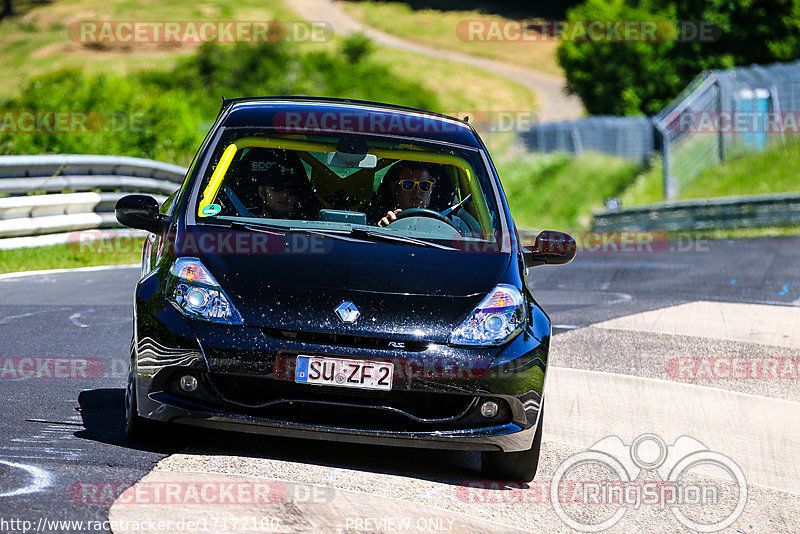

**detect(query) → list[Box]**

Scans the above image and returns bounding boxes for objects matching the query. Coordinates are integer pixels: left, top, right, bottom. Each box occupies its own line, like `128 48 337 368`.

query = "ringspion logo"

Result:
551 434 746 532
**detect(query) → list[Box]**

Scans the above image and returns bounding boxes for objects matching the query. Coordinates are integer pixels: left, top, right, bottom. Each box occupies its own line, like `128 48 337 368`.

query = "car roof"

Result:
219 97 482 147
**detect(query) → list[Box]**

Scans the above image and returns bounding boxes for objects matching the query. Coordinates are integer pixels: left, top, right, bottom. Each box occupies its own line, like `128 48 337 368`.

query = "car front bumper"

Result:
133 280 549 453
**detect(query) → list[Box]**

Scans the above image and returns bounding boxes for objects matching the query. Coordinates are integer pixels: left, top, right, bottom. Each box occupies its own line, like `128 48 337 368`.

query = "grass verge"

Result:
0 0 299 97
662 226 800 241
0 237 144 274
0 0 540 129
499 140 800 235
340 1 563 76
619 136 800 207
496 151 640 231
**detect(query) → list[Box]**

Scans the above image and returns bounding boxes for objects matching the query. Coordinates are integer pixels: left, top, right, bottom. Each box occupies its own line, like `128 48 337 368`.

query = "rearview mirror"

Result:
524 230 576 268
326 151 378 168
115 195 168 234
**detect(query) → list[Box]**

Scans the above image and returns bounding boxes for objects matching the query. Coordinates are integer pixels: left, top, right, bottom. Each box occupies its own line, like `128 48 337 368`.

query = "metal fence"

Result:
655 60 800 199
524 60 800 200
520 116 653 165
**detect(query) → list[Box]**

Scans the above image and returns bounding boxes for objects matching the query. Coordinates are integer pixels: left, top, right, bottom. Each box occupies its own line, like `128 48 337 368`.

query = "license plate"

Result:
295 355 393 391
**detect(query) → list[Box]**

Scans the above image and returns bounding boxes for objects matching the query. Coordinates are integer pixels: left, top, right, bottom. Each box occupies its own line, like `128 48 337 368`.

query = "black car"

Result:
116 97 575 481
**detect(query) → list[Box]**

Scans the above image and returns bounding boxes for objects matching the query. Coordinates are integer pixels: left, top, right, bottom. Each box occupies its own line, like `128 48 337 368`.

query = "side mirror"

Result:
115 195 168 234
524 230 576 268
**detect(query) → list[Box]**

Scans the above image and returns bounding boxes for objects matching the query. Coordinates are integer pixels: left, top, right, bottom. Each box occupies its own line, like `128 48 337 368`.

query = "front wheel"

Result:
481 404 544 482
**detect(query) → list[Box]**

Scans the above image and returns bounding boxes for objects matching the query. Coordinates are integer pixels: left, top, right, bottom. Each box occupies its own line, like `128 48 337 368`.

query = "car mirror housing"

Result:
115 194 168 234
524 230 577 268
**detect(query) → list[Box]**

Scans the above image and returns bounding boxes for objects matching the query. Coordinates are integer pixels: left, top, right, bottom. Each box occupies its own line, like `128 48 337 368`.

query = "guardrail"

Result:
0 155 186 180
0 155 185 248
593 192 800 232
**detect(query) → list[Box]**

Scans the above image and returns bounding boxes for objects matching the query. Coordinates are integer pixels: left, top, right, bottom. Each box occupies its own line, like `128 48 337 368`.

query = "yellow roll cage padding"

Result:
197 143 238 216
197 136 493 231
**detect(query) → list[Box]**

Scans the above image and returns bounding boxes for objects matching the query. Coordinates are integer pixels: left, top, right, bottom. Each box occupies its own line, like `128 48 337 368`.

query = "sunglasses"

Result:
397 179 434 192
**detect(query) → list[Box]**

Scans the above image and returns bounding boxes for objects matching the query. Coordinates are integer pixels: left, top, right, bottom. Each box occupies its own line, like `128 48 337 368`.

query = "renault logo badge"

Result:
334 301 360 323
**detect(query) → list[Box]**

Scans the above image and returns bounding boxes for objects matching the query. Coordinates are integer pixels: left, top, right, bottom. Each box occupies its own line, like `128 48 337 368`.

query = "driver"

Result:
377 162 435 227
374 161 478 236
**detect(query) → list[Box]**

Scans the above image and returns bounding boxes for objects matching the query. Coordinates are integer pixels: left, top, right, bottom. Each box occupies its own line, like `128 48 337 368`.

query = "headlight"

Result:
449 284 526 346
166 257 244 325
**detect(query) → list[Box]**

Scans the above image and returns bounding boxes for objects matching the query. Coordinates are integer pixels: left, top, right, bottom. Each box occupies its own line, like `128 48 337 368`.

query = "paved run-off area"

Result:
109 301 800 533
1 236 798 532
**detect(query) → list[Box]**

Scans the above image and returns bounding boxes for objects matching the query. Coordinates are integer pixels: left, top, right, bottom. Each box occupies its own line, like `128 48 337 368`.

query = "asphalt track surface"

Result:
0 235 798 533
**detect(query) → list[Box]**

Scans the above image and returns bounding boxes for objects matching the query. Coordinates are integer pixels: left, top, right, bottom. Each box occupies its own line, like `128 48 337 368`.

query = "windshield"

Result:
191 128 503 247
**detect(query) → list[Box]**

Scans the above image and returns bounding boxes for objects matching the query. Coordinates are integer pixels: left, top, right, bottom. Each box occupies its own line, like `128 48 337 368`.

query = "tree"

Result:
557 0 682 115
558 0 800 115
1 0 13 19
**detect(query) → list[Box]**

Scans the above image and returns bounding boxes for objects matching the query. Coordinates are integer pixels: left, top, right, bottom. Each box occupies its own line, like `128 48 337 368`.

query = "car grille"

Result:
169 372 509 432
262 328 428 351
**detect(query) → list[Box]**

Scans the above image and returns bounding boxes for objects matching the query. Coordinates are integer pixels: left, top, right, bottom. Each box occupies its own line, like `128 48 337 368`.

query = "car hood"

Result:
185 230 510 342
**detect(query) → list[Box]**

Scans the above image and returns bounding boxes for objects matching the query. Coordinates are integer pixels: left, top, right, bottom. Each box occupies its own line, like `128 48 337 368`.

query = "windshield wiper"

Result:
209 220 374 243
349 227 456 250
201 219 453 248
227 220 287 235
300 228 375 243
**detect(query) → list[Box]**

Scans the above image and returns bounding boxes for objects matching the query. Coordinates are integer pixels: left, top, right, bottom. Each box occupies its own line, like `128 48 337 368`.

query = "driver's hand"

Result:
378 209 402 227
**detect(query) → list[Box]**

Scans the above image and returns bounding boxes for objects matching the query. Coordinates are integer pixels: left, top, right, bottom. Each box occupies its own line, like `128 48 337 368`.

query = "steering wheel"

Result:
393 208 459 230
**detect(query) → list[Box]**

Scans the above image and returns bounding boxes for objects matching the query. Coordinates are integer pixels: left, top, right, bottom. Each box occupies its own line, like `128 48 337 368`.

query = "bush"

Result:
0 38 438 165
0 70 205 164
341 33 374 63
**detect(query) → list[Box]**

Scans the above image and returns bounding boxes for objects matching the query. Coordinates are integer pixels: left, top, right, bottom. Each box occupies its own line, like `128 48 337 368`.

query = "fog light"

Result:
180 375 198 392
480 400 499 419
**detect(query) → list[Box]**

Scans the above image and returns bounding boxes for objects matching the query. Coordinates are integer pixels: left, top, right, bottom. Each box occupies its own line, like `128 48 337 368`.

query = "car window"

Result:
193 128 503 245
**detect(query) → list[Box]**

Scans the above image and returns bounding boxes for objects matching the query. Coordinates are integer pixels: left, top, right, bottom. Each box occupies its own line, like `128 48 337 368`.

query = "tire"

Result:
481 403 544 482
125 362 156 442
